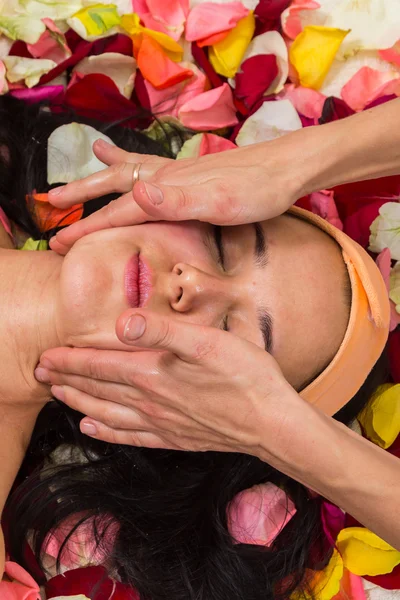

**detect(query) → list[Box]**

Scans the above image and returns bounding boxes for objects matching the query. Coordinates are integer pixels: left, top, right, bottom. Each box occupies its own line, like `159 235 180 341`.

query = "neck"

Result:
0 246 63 512
0 247 62 410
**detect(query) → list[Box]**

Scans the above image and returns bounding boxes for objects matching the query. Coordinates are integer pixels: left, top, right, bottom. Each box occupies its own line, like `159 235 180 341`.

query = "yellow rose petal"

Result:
289 25 350 89
291 549 344 600
358 384 400 449
337 527 400 576
120 14 183 62
209 12 256 78
70 4 120 39
21 238 48 251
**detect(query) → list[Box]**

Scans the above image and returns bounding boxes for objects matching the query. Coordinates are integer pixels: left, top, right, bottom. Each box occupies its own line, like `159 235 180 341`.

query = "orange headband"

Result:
288 206 390 417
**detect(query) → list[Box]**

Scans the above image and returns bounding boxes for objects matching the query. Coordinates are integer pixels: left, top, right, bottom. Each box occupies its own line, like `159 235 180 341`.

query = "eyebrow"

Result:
252 223 273 353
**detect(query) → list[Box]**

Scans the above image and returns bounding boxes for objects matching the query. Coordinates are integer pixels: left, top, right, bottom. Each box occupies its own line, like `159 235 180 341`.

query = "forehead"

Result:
255 214 349 390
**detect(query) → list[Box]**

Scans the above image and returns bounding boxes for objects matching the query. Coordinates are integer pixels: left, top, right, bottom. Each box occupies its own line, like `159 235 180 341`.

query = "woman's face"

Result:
57 214 350 390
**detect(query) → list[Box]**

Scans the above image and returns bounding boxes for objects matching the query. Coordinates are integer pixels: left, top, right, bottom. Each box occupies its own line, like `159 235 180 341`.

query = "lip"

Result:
124 254 153 308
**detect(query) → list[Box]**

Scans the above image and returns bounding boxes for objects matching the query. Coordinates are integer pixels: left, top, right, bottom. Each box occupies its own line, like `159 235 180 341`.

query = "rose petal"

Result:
137 0 189 42
49 596 90 600
255 0 291 21
236 99 302 146
0 60 8 94
185 1 249 42
27 192 83 232
178 82 238 130
177 132 236 158
235 54 278 109
375 250 400 332
290 25 349 90
358 383 400 449
0 15 46 45
144 61 206 116
337 528 400 577
332 569 366 600
321 502 345 547
47 122 115 184
380 41 400 68
281 0 320 40
73 52 136 98
369 202 400 260
45 566 139 600
389 262 400 315
239 30 288 95
310 190 343 229
67 4 121 41
227 483 296 547
389 330 400 385
10 83 64 104
341 66 400 112
208 12 255 78
4 56 57 87
0 561 40 600
319 96 354 124
278 83 325 120
16 0 82 20
292 549 344 600
27 18 71 64
137 35 193 89
121 13 184 61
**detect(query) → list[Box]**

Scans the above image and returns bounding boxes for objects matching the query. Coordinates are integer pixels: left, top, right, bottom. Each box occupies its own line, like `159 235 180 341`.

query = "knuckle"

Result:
85 352 104 379
109 162 129 178
174 187 192 212
193 339 217 361
102 406 119 429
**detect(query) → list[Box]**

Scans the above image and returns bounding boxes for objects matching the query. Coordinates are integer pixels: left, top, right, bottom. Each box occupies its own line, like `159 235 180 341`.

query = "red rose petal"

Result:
319 96 355 124
45 566 139 600
191 42 224 88
64 73 144 128
235 54 278 109
333 177 400 219
255 0 292 20
9 40 32 58
388 329 400 383
342 200 387 248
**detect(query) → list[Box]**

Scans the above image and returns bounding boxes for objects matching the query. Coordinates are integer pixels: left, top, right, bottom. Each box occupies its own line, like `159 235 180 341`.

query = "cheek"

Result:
57 242 127 344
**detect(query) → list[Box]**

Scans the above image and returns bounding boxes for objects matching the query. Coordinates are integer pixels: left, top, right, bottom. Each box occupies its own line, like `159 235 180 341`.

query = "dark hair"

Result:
1 96 389 600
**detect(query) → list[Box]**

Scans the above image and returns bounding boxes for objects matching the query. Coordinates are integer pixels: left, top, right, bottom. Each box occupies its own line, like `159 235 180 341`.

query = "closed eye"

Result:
213 225 225 270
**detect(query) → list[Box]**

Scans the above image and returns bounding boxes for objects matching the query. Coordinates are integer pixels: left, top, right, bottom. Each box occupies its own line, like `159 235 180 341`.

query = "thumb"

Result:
116 309 231 363
133 181 231 225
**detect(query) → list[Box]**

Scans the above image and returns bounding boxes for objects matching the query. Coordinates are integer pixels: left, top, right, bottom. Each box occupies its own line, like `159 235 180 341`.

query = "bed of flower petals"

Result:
1 0 400 599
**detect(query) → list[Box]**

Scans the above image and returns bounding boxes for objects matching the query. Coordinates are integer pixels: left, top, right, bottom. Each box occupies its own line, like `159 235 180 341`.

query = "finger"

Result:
79 420 181 449
50 194 156 252
37 347 161 383
47 156 167 209
51 384 149 431
92 139 174 169
116 309 232 363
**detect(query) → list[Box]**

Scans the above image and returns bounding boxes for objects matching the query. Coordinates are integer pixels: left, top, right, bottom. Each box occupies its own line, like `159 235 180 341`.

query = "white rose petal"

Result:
369 202 400 260
240 30 288 95
47 123 116 184
4 56 56 87
236 99 302 146
176 134 204 159
0 35 12 59
18 0 83 20
0 15 46 44
190 0 259 9
389 261 400 314
73 53 136 98
83 0 133 15
0 60 8 94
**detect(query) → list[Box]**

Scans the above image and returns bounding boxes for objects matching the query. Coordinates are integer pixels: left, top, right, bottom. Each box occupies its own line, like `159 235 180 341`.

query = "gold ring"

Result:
132 163 142 186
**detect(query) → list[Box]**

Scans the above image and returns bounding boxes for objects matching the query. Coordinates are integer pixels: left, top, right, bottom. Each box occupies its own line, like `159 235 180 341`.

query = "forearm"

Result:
257 401 400 550
287 97 400 196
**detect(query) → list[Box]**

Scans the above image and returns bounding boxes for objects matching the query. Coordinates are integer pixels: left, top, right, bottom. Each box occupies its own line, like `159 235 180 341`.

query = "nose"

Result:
168 262 230 313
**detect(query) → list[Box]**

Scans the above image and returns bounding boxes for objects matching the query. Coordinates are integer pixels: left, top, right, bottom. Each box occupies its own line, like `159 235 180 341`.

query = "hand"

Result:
36 309 304 464
48 129 311 255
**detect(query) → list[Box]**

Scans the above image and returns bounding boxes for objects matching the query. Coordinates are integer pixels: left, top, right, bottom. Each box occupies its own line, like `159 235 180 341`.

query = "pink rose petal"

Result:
332 569 367 600
27 18 71 64
178 82 238 130
375 248 400 332
341 66 400 112
139 0 189 41
281 0 320 40
278 83 325 121
227 483 296 546
9 84 65 104
199 133 237 155
321 501 345 547
379 41 400 68
144 62 207 117
310 190 343 229
235 54 278 109
0 561 40 600
185 2 250 42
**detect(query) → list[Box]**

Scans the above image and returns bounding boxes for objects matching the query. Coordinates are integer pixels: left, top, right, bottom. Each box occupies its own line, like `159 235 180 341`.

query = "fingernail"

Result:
95 138 112 149
143 182 164 206
81 421 98 436
51 385 65 402
49 186 64 196
124 314 146 341
34 367 50 384
40 357 55 370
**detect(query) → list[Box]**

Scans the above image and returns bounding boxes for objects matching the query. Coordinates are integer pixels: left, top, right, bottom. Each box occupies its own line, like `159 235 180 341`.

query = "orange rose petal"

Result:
27 193 83 232
197 30 231 48
137 35 193 89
